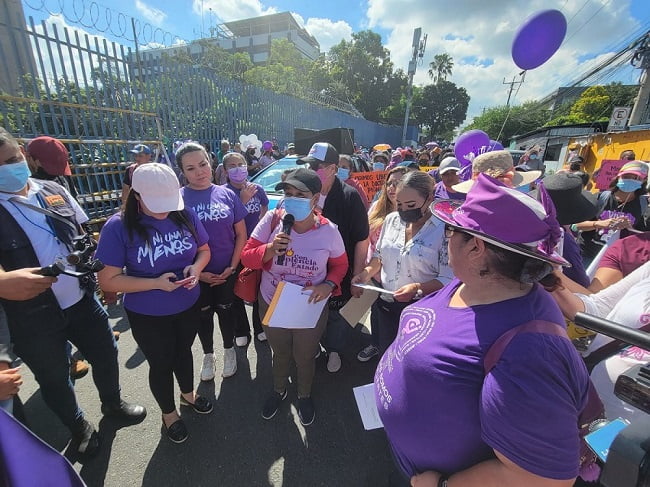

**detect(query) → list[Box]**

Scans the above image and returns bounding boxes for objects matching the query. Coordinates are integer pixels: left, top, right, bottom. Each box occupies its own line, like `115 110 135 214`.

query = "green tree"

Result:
324 30 407 121
412 81 469 138
604 81 637 108
466 101 549 144
569 85 611 121
428 53 454 84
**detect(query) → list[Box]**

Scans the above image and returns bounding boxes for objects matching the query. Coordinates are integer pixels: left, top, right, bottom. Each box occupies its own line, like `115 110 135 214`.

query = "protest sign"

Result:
595 160 625 190
351 171 387 200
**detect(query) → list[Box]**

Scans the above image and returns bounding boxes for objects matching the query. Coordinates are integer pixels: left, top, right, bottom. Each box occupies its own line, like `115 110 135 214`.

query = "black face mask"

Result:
398 200 428 224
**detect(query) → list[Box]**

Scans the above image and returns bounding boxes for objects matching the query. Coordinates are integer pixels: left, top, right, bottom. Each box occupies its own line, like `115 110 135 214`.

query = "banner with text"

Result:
595 159 625 190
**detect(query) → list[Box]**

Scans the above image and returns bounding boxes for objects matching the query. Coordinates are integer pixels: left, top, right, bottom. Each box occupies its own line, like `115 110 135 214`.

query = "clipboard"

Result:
262 281 328 329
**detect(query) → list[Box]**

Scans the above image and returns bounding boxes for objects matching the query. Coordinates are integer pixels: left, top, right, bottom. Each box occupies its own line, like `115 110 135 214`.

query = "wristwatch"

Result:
414 283 424 299
438 475 449 487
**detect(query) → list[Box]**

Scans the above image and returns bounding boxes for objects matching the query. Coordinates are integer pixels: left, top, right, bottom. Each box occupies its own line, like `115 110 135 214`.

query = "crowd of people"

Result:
0 128 649 486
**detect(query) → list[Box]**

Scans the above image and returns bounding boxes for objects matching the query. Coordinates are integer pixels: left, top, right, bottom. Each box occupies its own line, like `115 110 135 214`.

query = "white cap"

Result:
438 157 461 174
131 163 184 213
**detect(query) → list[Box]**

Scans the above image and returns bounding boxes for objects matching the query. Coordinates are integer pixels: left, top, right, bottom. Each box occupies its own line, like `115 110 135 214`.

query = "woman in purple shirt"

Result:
97 163 212 444
376 174 591 487
177 143 248 382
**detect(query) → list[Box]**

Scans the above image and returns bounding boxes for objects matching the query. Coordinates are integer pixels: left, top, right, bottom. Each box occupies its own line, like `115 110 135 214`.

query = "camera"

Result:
67 233 104 273
574 312 650 487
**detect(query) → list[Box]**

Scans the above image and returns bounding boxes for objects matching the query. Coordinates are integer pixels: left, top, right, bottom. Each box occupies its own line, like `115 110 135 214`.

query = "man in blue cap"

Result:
121 144 152 205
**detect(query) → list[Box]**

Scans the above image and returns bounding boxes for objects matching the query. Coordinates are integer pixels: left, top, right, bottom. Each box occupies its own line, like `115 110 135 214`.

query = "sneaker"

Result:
235 336 249 347
200 353 215 382
327 351 342 373
71 419 100 457
70 359 89 379
357 345 379 362
179 394 213 414
297 397 315 426
222 348 237 378
262 389 287 420
256 332 267 342
162 418 188 444
101 399 147 423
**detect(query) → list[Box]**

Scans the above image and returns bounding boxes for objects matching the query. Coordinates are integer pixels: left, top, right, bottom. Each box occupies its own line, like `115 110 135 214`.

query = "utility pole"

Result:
503 71 525 106
629 32 650 126
402 28 427 147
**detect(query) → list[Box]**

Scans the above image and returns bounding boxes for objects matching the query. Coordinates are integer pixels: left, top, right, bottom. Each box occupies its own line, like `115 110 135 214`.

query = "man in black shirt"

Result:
298 143 369 372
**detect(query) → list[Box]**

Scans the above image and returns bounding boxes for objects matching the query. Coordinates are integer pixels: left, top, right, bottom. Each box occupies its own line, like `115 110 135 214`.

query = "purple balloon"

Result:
488 140 504 151
512 9 567 70
454 130 490 166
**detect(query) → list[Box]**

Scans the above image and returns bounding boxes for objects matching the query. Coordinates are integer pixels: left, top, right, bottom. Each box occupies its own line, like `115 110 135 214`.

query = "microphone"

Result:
277 214 295 265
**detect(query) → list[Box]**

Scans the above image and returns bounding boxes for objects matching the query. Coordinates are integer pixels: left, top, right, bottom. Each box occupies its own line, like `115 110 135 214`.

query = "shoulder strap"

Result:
8 197 78 234
483 320 568 374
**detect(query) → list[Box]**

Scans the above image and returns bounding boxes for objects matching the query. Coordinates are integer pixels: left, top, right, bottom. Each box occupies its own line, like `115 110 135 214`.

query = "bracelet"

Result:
570 223 579 233
438 475 449 487
323 280 336 289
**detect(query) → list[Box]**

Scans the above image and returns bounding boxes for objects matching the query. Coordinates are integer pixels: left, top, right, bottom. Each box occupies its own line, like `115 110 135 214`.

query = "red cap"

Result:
26 136 71 176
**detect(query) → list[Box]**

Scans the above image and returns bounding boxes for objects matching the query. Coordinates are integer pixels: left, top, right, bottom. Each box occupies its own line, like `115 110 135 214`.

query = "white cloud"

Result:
304 17 353 52
27 15 122 88
194 0 277 23
135 0 167 27
367 0 641 126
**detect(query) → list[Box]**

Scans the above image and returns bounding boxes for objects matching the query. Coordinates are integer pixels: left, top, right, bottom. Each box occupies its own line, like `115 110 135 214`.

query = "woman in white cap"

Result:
96 163 213 444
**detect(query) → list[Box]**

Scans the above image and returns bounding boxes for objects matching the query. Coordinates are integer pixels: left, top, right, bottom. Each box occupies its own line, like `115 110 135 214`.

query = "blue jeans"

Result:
9 294 119 432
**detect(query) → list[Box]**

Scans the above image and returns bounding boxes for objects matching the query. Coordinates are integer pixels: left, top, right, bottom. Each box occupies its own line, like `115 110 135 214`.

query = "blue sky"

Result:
22 0 650 124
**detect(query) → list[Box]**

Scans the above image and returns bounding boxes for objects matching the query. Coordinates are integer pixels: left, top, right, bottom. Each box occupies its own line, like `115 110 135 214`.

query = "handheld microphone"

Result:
277 214 295 265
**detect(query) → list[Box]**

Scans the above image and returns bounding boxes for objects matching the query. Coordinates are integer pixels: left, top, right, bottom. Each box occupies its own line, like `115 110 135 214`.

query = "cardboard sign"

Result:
350 171 387 200
595 159 625 190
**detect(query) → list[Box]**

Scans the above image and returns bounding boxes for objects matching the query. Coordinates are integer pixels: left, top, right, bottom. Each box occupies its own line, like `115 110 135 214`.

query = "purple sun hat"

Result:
432 173 569 266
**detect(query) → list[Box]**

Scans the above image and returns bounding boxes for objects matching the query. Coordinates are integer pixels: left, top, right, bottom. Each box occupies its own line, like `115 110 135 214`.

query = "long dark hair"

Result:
122 190 198 243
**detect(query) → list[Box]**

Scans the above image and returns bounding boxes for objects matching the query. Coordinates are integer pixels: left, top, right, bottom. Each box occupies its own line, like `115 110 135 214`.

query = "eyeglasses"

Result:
444 225 456 238
308 161 332 171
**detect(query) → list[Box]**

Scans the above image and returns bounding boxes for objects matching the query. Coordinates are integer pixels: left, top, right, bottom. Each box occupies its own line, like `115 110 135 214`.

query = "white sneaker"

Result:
327 352 341 373
200 353 215 382
235 336 249 347
222 348 237 378
256 332 267 342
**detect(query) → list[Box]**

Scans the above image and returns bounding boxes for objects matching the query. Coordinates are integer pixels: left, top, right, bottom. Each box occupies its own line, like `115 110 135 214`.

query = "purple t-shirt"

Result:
375 279 589 480
95 211 209 316
433 180 466 201
181 185 247 273
226 182 269 237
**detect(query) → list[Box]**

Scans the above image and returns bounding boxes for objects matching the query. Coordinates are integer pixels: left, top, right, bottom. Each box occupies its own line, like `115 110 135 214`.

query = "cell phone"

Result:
584 418 630 462
174 276 196 287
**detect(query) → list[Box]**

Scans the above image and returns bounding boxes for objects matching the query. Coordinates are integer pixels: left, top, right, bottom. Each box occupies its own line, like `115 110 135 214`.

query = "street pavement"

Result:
18 302 396 487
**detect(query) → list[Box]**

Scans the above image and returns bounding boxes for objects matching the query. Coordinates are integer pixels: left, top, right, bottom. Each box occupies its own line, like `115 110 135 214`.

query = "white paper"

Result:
353 383 384 430
263 281 328 328
352 283 395 295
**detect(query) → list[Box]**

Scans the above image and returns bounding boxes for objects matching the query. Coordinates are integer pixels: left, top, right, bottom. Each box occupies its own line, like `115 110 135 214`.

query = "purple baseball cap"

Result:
431 173 569 266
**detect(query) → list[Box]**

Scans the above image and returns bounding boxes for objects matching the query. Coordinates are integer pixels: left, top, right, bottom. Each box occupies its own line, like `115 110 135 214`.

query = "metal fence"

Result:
0 11 403 224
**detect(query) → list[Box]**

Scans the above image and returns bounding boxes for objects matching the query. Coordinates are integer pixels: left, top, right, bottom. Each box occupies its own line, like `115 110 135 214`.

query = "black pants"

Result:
198 274 237 352
377 299 413 355
233 297 264 339
126 303 200 414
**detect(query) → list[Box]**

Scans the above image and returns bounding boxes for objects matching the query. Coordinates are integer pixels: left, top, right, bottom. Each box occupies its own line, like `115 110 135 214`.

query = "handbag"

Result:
234 209 281 303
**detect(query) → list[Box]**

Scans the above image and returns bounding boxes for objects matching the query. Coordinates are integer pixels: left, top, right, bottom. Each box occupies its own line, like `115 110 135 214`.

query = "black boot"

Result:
101 399 147 423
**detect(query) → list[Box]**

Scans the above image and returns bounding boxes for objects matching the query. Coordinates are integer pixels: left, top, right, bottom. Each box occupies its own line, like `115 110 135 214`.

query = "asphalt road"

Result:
18 301 396 487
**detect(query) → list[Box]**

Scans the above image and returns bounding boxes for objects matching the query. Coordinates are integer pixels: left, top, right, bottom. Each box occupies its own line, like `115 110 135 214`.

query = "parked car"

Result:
249 156 302 209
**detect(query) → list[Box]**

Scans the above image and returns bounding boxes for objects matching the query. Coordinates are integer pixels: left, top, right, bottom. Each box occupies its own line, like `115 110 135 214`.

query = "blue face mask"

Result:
337 167 350 181
0 160 30 193
617 178 643 193
529 154 538 160
516 184 531 193
283 196 314 221
373 162 385 171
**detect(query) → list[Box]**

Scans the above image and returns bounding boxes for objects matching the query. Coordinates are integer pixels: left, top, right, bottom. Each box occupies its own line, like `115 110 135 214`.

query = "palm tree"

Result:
428 53 454 84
